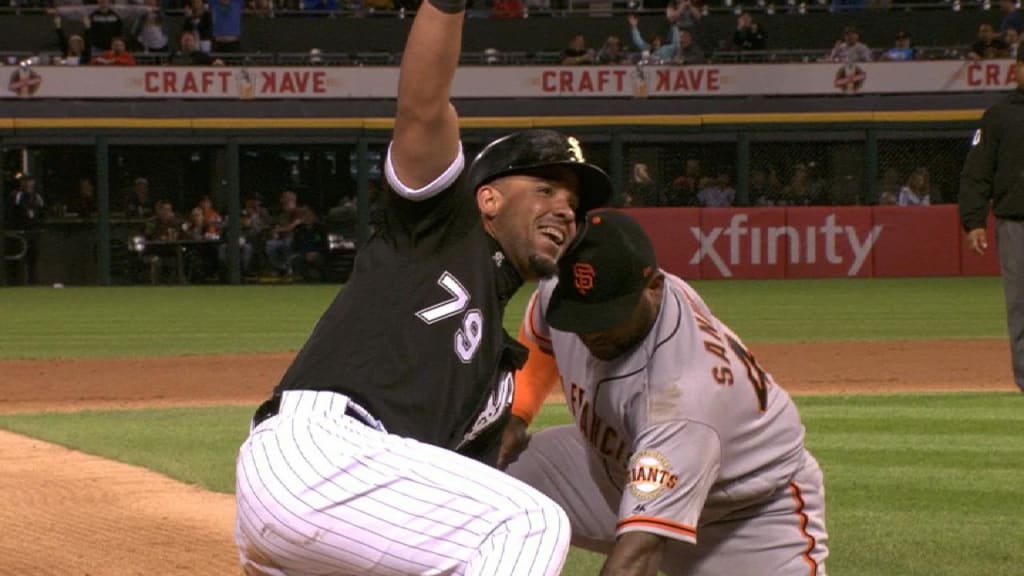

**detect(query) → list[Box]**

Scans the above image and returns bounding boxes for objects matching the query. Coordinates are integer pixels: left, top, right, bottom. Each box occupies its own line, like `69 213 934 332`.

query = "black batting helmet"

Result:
465 129 613 220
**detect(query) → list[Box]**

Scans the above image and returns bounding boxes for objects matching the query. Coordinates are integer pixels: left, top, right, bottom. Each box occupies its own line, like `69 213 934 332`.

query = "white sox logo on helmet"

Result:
567 137 585 163
627 449 679 500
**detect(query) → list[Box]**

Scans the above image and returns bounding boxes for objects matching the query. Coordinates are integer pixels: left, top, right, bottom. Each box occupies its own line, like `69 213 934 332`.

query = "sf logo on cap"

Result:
567 137 585 163
574 262 595 295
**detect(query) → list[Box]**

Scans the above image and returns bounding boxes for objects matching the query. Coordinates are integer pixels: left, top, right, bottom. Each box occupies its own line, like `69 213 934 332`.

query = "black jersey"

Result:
274 165 526 465
960 89 1024 231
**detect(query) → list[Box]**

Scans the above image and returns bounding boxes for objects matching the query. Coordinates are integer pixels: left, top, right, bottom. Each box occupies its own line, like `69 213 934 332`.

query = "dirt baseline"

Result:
0 339 1014 575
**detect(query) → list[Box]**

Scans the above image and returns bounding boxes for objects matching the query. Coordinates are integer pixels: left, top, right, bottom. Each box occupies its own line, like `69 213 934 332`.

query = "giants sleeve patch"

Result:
627 450 679 500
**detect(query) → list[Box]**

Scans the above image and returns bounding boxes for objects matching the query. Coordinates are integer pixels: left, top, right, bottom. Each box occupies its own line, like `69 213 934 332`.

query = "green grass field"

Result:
0 277 1007 359
0 394 1020 576
0 277 1019 575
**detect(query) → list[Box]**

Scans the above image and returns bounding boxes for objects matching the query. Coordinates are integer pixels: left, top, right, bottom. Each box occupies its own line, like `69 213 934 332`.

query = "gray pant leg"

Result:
504 425 621 553
997 219 1024 392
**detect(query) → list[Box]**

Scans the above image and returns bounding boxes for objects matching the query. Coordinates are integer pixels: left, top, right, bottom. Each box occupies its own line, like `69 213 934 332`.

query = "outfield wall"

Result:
624 205 999 279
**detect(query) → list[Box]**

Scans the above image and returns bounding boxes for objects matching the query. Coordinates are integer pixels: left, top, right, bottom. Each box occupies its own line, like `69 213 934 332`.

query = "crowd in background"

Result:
3 168 361 284
0 0 1013 66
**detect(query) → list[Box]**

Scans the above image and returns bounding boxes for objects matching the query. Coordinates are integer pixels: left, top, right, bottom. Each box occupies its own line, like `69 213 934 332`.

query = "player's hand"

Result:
497 415 530 470
967 228 988 255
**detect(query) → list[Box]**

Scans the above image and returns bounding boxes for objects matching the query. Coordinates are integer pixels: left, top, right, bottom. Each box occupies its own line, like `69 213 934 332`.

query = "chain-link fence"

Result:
0 128 978 285
620 131 972 209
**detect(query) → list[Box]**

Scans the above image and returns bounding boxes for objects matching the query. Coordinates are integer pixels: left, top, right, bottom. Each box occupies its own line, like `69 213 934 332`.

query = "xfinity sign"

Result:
690 214 883 277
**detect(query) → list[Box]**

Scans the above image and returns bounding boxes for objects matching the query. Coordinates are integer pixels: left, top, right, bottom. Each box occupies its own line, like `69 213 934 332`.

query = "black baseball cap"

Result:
465 129 613 220
546 210 658 334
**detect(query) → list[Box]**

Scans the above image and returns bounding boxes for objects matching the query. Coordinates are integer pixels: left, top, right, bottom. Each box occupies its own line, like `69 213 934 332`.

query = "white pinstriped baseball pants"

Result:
234 390 571 576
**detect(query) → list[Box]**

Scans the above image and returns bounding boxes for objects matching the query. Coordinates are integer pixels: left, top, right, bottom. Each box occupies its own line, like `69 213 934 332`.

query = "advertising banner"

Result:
695 208 788 280
871 205 960 277
626 205 993 280
1 60 1018 100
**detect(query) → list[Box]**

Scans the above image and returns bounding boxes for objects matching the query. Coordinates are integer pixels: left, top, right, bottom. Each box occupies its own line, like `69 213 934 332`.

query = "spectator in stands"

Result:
697 173 736 207
626 161 667 207
168 31 217 65
670 29 705 64
126 177 154 219
184 0 214 53
627 14 679 64
881 30 915 61
783 163 822 205
197 195 224 237
562 33 595 65
970 23 1010 60
289 206 329 283
878 166 901 205
9 176 45 229
131 0 169 54
266 189 301 277
733 11 765 51
1000 0 1023 36
829 26 873 63
145 199 182 241
327 195 358 241
211 0 244 53
182 203 222 282
67 177 97 217
1007 29 1020 59
92 36 137 65
596 36 629 65
751 166 782 206
898 168 931 206
86 0 123 52
240 194 271 277
666 157 702 206
53 13 91 65
143 199 184 282
8 176 45 284
666 0 702 35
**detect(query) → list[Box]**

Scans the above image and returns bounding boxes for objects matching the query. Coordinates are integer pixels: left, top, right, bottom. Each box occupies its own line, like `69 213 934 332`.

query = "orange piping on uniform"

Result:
789 482 818 576
616 516 697 539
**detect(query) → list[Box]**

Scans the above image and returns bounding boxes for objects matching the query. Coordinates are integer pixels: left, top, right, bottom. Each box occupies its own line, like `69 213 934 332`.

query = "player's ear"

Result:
646 272 665 303
477 183 503 219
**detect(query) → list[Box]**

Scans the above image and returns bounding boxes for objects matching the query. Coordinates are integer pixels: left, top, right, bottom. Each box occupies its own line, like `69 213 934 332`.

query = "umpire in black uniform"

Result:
233 0 614 573
959 47 1024 393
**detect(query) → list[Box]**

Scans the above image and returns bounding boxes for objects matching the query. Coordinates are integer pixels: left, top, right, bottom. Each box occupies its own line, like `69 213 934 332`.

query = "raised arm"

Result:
390 2 465 190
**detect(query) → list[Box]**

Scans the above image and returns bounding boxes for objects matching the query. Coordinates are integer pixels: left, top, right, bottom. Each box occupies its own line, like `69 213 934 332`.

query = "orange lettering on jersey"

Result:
694 313 721 342
571 385 630 468
578 400 592 439
589 413 603 446
704 341 729 363
570 382 584 416
712 365 734 386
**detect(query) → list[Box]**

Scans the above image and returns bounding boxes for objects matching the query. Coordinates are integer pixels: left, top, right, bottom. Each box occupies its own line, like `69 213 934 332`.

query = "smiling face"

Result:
478 167 580 280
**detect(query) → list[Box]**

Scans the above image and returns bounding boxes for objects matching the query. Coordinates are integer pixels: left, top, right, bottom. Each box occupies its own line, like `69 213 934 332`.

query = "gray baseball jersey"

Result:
513 271 828 575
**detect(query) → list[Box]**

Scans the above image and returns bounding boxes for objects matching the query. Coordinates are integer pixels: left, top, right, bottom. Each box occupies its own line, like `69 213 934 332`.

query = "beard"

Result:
527 252 559 278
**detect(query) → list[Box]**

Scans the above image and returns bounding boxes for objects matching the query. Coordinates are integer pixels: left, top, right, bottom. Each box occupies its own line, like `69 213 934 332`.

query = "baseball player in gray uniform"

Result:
502 210 829 576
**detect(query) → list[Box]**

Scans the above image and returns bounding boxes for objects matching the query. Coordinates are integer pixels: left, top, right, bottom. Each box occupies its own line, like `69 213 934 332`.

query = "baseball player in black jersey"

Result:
233 1 613 574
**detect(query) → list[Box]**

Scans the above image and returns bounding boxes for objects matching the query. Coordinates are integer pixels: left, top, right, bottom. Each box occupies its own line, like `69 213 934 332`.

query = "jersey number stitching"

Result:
416 272 470 324
416 272 484 363
726 334 770 412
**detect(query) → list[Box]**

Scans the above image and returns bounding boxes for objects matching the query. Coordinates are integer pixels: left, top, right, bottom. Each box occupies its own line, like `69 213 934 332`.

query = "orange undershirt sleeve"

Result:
512 323 561 425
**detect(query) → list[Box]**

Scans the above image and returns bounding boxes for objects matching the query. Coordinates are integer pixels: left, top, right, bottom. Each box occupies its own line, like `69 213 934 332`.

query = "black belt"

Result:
251 392 378 429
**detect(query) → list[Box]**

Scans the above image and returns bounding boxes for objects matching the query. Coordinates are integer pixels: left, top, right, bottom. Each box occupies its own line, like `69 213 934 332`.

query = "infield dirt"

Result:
0 340 1014 575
